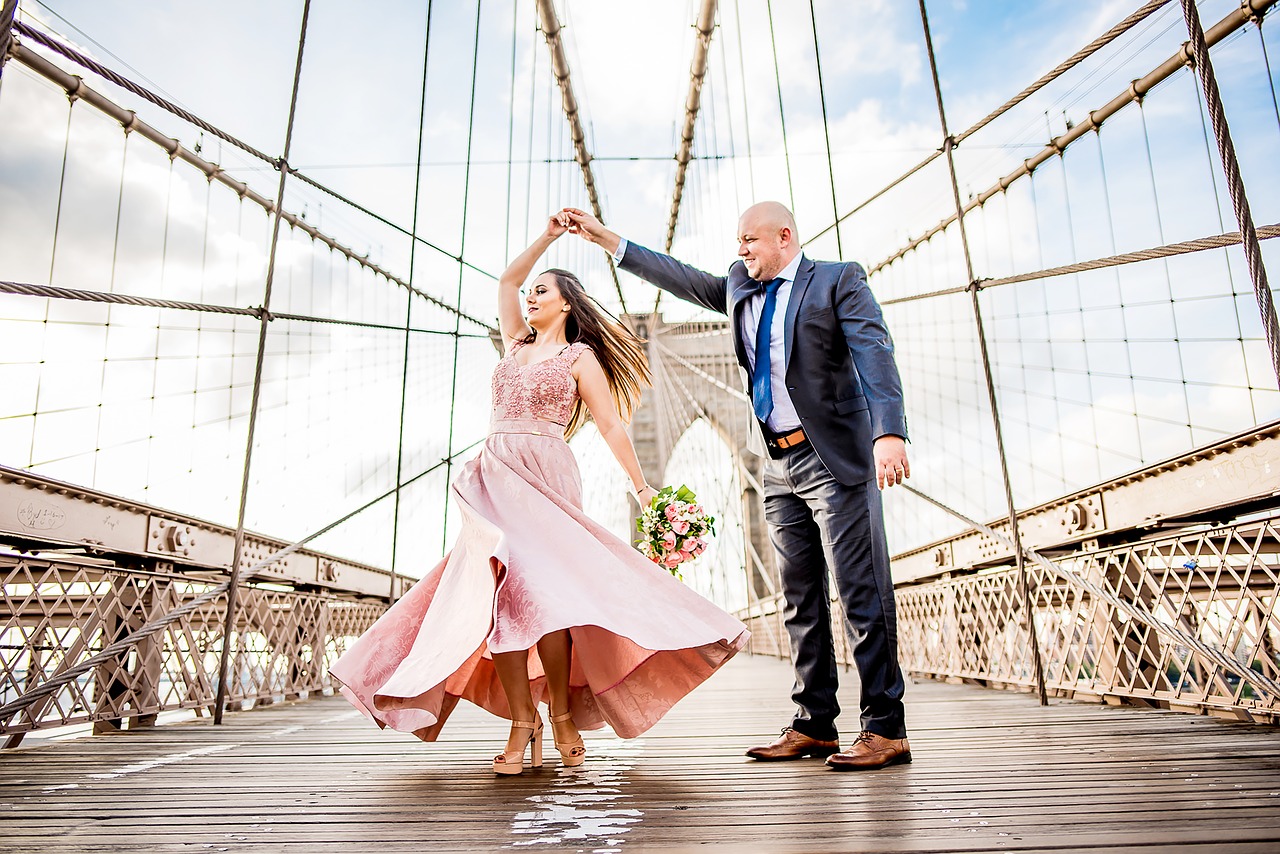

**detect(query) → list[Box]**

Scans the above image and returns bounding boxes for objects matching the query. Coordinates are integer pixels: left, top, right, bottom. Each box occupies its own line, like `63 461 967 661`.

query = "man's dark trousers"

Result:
763 440 906 741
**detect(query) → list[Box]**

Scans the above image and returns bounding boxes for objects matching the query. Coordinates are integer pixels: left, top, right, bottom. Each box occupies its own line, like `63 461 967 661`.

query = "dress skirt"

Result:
329 418 750 740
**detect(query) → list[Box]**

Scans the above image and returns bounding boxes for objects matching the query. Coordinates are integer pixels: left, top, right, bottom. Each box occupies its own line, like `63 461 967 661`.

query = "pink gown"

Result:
329 340 749 740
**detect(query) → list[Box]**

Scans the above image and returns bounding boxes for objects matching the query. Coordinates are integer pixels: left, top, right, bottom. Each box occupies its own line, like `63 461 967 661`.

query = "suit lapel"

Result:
783 256 815 369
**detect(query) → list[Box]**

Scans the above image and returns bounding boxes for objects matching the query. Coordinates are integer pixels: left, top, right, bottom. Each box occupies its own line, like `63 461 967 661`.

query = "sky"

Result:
1 0 1278 592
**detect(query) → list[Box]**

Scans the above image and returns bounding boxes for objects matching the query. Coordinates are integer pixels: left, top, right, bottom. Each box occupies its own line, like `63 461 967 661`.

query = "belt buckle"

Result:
773 428 805 451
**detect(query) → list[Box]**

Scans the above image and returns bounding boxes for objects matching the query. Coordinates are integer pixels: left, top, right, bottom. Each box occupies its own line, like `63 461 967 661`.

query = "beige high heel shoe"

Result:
493 717 543 775
550 711 586 767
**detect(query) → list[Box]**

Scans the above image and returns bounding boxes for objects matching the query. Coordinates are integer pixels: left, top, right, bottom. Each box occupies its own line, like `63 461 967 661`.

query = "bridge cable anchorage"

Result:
214 0 313 725
533 0 627 314
869 0 1278 276
881 224 1280 306
653 0 717 317
807 0 1176 246
917 0 1049 706
901 485 1280 702
11 21 502 294
1179 0 1280 387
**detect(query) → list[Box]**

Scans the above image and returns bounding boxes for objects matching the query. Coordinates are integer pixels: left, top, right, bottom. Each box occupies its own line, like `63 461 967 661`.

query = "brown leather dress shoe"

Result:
746 727 841 761
825 731 911 770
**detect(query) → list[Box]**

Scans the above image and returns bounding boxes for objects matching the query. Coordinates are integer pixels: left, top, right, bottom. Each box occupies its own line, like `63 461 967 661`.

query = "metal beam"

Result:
892 419 1280 583
533 0 627 313
0 464 400 599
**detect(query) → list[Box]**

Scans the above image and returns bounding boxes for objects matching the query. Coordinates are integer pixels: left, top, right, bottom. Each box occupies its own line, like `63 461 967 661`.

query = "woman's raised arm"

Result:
497 214 569 349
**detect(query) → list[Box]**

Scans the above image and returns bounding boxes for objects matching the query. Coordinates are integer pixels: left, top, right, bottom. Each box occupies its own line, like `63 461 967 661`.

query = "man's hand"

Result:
874 435 910 490
561 208 621 255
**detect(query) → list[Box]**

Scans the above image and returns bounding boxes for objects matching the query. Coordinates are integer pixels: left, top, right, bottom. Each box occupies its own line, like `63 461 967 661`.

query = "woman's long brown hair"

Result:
522 268 651 438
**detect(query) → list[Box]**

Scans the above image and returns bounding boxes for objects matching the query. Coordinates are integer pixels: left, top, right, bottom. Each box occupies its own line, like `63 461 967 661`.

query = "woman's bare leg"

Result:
493 649 538 754
537 629 581 746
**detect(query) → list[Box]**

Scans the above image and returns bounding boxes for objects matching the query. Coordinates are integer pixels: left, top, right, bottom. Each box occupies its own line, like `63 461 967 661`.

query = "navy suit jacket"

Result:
620 242 907 487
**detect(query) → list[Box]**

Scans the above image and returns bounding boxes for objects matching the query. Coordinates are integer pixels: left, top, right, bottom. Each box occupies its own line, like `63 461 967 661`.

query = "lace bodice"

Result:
491 341 590 425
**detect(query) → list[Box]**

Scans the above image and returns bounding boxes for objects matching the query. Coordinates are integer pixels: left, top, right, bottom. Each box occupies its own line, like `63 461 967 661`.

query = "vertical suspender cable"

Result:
505 0 519 262
29 91 75 465
214 0 312 725
732 0 756 200
1260 17 1280 131
388 0 435 601
808 0 842 259
441 0 485 553
764 0 796 212
1179 0 1280 387
915 0 1048 705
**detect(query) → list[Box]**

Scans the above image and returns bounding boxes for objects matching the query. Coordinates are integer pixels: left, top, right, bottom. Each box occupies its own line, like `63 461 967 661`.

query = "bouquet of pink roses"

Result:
635 485 716 579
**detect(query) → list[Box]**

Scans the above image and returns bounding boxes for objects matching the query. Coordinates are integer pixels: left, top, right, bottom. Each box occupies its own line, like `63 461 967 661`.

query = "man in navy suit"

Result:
564 202 911 770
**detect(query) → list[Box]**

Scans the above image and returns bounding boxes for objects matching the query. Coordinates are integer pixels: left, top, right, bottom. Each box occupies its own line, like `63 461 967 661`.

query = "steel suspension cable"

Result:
916 0 1048 705
12 20 502 291
732 0 756 199
441 1 485 554
867 0 1277 276
1179 0 1280 387
764 0 796 213
214 0 312 725
388 0 436 601
808 0 842 259
807 0 1177 245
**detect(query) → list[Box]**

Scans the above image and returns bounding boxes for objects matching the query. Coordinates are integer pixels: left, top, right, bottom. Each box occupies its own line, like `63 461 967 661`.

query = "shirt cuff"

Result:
613 238 628 263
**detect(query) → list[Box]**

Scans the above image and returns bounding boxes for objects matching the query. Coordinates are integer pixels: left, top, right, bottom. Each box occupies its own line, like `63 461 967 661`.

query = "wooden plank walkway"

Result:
3 654 1280 852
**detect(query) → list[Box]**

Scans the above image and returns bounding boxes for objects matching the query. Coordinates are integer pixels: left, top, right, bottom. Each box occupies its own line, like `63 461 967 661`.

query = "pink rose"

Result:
672 519 690 535
665 553 683 568
662 531 677 549
664 505 678 521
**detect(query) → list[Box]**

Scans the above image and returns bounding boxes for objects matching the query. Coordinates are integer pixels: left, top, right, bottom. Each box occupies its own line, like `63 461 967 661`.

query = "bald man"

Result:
564 203 911 770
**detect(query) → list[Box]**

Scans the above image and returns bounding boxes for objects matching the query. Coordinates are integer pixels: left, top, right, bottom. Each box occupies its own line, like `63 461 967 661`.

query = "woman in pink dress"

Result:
330 214 749 775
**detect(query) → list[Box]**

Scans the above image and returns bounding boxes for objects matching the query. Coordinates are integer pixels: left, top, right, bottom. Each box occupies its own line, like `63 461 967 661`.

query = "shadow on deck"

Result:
3 655 1280 852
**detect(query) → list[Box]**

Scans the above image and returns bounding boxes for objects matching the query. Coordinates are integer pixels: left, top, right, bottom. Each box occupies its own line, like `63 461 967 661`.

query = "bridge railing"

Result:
897 512 1280 722
0 553 383 746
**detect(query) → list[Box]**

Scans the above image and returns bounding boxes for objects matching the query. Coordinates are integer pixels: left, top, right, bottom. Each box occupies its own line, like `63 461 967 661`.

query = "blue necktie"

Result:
751 278 784 422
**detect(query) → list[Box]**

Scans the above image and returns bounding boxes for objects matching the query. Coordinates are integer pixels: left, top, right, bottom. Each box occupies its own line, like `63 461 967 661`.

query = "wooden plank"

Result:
2 654 1280 852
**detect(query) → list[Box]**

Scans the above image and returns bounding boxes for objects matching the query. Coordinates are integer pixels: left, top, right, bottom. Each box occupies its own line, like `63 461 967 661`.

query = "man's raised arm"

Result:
562 208 729 315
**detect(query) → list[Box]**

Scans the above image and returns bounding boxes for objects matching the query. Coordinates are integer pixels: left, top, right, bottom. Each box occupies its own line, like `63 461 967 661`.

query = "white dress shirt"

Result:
616 240 803 433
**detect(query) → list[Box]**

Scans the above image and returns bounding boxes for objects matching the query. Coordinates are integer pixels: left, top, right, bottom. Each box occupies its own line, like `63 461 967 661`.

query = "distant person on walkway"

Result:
331 213 748 776
564 201 912 770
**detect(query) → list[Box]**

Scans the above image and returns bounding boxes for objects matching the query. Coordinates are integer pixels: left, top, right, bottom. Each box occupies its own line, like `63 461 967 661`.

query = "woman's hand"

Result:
546 211 571 239
636 485 659 508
